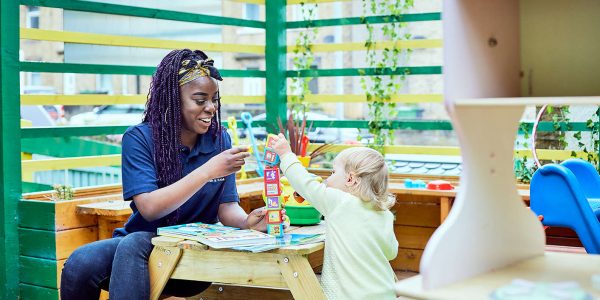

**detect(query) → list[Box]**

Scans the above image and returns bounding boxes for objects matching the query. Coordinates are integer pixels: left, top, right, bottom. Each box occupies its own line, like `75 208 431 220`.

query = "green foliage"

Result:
361 0 413 154
50 184 73 201
546 106 599 170
514 123 535 183
290 3 319 120
518 106 600 182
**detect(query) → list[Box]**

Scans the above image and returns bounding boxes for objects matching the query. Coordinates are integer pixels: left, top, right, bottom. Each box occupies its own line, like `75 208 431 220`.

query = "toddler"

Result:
271 134 398 300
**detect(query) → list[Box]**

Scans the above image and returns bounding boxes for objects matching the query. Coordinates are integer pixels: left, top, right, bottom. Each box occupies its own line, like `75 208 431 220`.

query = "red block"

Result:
426 180 454 190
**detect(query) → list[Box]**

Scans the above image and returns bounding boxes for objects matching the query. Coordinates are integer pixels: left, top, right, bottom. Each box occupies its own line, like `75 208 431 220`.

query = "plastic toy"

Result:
404 179 426 189
266 196 283 210
240 112 264 176
227 116 247 180
262 154 283 237
530 159 600 254
426 180 454 190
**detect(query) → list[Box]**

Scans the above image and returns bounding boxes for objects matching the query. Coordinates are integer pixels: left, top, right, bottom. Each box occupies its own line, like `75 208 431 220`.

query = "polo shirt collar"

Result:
188 133 217 157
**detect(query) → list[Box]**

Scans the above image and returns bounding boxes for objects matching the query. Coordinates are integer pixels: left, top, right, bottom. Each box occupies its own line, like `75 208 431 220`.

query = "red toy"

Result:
426 180 454 190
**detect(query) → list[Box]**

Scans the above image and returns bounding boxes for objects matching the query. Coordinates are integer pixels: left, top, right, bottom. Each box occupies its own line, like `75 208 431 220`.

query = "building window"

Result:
245 4 260 21
63 73 76 95
121 75 129 95
96 74 113 94
292 4 319 21
26 6 40 29
243 67 262 96
29 72 42 86
308 64 319 94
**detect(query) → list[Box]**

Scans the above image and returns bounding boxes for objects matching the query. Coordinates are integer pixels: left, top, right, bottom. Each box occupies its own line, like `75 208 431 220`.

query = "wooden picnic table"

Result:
76 200 132 239
148 223 327 300
76 179 530 239
75 178 265 239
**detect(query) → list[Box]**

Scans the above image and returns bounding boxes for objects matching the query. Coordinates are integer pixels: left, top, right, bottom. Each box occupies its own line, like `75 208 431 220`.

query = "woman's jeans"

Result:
60 231 210 300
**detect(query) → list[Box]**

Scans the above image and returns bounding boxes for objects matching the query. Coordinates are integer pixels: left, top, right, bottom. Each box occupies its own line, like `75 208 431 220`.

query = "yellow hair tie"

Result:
178 59 213 86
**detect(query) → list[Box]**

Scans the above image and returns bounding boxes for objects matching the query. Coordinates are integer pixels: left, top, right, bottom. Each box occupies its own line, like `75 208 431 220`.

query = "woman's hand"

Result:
202 147 250 179
271 133 292 157
246 206 288 232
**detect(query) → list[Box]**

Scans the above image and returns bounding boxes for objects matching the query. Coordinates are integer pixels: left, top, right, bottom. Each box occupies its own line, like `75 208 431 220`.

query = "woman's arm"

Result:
134 147 249 222
218 202 268 231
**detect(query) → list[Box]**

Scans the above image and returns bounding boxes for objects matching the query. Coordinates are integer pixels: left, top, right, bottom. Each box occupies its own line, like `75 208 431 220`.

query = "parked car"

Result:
238 112 372 144
43 105 65 122
69 105 145 126
21 86 67 126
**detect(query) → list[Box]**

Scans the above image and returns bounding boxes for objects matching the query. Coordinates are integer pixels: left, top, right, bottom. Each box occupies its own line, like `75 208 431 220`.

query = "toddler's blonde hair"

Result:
335 147 395 210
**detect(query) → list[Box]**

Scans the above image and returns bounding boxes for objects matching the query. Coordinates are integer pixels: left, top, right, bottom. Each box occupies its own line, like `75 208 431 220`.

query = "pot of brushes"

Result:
268 114 335 225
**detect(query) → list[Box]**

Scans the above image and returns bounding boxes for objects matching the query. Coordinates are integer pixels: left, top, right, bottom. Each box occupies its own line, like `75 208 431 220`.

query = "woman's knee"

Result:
62 239 119 283
114 231 155 258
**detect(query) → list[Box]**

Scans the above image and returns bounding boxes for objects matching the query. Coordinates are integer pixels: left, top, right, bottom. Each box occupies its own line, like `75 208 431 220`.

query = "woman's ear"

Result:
345 172 360 188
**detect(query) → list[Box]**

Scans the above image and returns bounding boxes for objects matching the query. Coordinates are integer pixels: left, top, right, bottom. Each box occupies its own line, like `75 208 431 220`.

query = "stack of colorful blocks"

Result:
263 134 284 237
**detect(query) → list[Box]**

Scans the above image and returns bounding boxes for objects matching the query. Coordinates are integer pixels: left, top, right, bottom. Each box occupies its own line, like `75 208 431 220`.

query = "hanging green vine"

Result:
360 0 413 153
518 105 600 182
514 123 535 183
547 105 600 166
290 3 319 120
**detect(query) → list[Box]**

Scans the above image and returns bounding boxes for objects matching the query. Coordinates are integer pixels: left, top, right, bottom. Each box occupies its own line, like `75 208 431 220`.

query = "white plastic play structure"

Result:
395 0 600 298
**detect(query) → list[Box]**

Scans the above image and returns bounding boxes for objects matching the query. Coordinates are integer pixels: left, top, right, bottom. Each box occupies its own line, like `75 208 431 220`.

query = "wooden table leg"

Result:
148 245 182 300
97 215 129 240
440 196 452 223
277 254 326 300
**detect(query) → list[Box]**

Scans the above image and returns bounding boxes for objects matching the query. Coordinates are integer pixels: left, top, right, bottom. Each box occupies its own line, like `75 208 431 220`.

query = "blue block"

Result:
267 223 284 237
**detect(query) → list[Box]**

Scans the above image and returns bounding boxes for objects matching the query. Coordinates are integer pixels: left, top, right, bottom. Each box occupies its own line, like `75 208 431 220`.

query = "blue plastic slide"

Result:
530 159 600 253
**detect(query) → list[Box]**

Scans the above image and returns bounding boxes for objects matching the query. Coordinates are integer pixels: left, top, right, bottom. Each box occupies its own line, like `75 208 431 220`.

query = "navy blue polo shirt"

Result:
114 122 239 237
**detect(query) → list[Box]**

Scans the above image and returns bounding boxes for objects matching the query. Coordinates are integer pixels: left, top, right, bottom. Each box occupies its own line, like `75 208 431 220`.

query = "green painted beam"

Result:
520 121 594 132
21 126 130 138
286 66 442 77
306 120 452 130
20 256 59 289
19 283 58 300
0 0 21 297
21 121 269 138
287 12 442 28
265 0 287 134
21 120 593 140
18 200 57 231
19 228 57 260
22 182 54 194
20 62 266 77
22 137 122 157
302 120 594 132
21 0 265 29
21 62 155 75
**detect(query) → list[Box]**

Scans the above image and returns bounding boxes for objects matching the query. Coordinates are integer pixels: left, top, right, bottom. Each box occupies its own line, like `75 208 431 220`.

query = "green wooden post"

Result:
265 0 287 133
0 0 21 298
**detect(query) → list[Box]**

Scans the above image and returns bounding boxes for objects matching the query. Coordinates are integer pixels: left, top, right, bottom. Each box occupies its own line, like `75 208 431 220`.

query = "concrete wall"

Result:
520 0 600 97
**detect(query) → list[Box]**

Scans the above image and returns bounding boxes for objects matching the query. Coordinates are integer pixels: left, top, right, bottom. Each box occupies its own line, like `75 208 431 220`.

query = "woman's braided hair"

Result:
143 49 223 189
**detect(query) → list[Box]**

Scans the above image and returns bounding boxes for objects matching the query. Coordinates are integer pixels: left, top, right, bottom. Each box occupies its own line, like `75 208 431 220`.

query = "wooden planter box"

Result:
18 185 123 299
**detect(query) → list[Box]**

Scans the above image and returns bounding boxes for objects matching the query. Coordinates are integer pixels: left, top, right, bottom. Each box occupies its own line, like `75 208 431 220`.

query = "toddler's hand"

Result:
271 133 293 157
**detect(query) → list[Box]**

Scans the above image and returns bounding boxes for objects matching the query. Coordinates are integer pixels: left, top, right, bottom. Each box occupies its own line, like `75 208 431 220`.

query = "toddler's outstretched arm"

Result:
271 134 344 216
